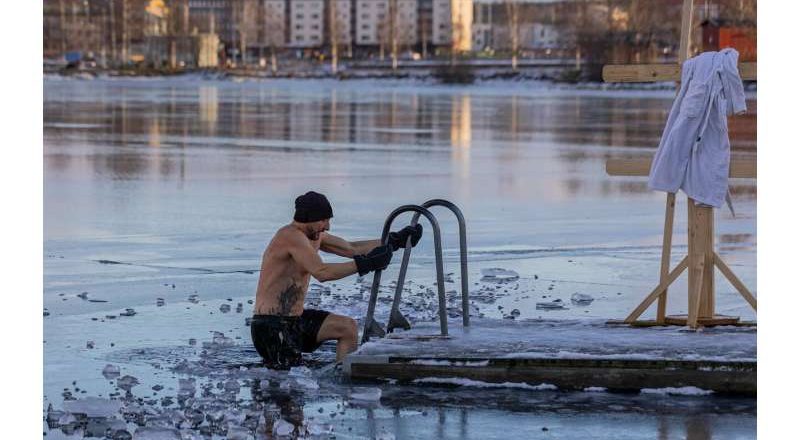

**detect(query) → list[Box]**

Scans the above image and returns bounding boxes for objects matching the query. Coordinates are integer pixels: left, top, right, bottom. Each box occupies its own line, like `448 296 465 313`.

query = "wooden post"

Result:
656 193 675 323
687 201 714 328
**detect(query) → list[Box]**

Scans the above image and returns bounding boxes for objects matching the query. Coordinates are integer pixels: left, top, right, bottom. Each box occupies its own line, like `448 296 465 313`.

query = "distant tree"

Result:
504 1 521 72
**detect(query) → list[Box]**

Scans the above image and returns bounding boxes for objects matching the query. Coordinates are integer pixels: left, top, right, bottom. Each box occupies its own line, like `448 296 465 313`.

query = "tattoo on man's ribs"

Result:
274 284 302 315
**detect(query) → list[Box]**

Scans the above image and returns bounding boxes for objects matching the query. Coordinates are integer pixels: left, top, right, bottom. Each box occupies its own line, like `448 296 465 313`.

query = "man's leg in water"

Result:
316 313 358 362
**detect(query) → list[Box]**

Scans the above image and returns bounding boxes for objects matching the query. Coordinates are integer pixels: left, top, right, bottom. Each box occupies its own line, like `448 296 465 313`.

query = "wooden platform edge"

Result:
606 158 756 179
346 355 756 396
603 62 756 83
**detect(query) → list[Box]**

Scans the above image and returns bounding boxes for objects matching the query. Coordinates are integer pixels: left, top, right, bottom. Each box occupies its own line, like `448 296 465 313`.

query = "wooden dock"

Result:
345 319 756 396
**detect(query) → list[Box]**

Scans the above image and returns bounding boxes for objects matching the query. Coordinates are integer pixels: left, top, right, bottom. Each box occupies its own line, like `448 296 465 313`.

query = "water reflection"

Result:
44 80 756 201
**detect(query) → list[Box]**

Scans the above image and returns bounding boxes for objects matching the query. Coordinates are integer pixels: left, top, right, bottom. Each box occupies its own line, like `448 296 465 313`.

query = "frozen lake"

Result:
43 77 757 439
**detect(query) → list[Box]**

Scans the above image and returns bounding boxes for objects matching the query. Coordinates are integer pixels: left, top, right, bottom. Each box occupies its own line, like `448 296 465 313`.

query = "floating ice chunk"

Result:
112 428 133 440
188 295 199 304
536 299 566 310
86 340 95 349
583 387 607 393
63 397 123 417
203 331 235 349
640 386 713 396
178 378 196 396
377 431 396 440
103 364 119 380
223 379 240 394
226 427 252 440
350 387 382 401
273 419 295 437
480 268 519 283
305 422 332 436
57 412 78 425
133 427 182 439
120 308 137 317
293 377 320 390
288 366 313 377
86 418 127 437
117 375 140 391
219 304 231 313
570 293 595 305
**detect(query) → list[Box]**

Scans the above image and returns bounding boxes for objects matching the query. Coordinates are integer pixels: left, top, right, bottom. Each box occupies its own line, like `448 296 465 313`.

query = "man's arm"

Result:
287 232 358 282
320 233 381 257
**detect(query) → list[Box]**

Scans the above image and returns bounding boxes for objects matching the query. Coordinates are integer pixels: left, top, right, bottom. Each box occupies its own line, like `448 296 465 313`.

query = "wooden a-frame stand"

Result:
603 0 757 329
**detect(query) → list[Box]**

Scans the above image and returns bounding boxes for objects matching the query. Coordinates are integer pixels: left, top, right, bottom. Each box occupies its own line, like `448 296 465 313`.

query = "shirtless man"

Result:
251 191 423 368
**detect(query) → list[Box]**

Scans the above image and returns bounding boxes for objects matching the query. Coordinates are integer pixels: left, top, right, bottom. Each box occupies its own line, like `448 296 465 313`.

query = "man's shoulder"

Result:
273 225 306 246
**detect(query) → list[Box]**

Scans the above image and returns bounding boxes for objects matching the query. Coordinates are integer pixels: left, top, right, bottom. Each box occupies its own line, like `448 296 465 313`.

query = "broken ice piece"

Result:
77 292 89 300
188 294 199 304
63 397 122 418
510 308 521 317
219 304 231 313
132 427 181 439
188 338 196 346
116 375 140 391
350 387 382 401
273 419 295 437
570 293 595 305
102 364 121 379
536 300 567 310
156 298 165 306
119 308 136 317
178 378 196 396
480 268 519 283
236 303 243 313
223 379 240 394
86 340 95 349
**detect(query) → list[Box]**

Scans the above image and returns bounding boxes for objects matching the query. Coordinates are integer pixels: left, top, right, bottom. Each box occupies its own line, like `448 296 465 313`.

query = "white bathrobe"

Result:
648 48 747 208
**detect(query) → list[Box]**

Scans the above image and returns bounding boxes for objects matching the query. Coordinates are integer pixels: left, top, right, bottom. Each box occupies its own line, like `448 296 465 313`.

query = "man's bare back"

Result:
254 225 320 316
249 191 423 366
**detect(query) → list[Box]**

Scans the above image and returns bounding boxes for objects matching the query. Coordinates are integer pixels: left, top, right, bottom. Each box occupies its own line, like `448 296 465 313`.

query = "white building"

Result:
355 0 418 46
289 0 325 48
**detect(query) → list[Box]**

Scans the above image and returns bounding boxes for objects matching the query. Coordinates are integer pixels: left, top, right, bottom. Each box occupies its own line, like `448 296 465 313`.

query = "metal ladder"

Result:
361 199 469 343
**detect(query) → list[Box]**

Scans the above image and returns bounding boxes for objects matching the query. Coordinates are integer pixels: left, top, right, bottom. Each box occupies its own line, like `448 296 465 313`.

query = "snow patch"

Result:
413 377 557 391
640 386 714 396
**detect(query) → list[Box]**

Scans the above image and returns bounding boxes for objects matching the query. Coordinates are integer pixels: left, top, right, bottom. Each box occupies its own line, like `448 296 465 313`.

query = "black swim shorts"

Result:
250 309 331 369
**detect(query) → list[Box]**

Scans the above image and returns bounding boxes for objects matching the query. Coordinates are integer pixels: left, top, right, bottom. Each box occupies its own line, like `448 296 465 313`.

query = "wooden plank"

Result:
679 0 694 62
656 193 676 323
347 356 757 396
664 314 741 326
714 252 757 310
606 158 756 178
624 256 689 323
602 62 757 83
699 206 715 318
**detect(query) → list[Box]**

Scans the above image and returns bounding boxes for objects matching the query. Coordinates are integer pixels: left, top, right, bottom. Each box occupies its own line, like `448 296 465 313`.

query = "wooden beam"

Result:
714 252 757 311
625 256 689 323
679 0 695 63
656 193 676 323
606 158 756 179
602 62 757 83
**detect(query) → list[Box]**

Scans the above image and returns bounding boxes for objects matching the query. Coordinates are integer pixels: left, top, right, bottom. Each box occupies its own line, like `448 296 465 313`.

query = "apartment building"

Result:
355 0 417 46
288 0 325 47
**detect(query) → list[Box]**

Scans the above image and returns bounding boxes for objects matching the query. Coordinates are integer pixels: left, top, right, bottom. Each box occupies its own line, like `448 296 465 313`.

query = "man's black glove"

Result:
354 244 393 276
387 224 423 251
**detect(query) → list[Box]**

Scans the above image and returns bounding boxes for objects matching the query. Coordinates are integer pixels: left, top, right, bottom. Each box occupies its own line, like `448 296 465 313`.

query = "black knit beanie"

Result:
294 191 333 223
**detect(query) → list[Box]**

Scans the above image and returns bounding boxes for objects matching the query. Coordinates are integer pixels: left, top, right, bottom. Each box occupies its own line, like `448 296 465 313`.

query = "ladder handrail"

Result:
361 204 447 343
391 199 469 331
